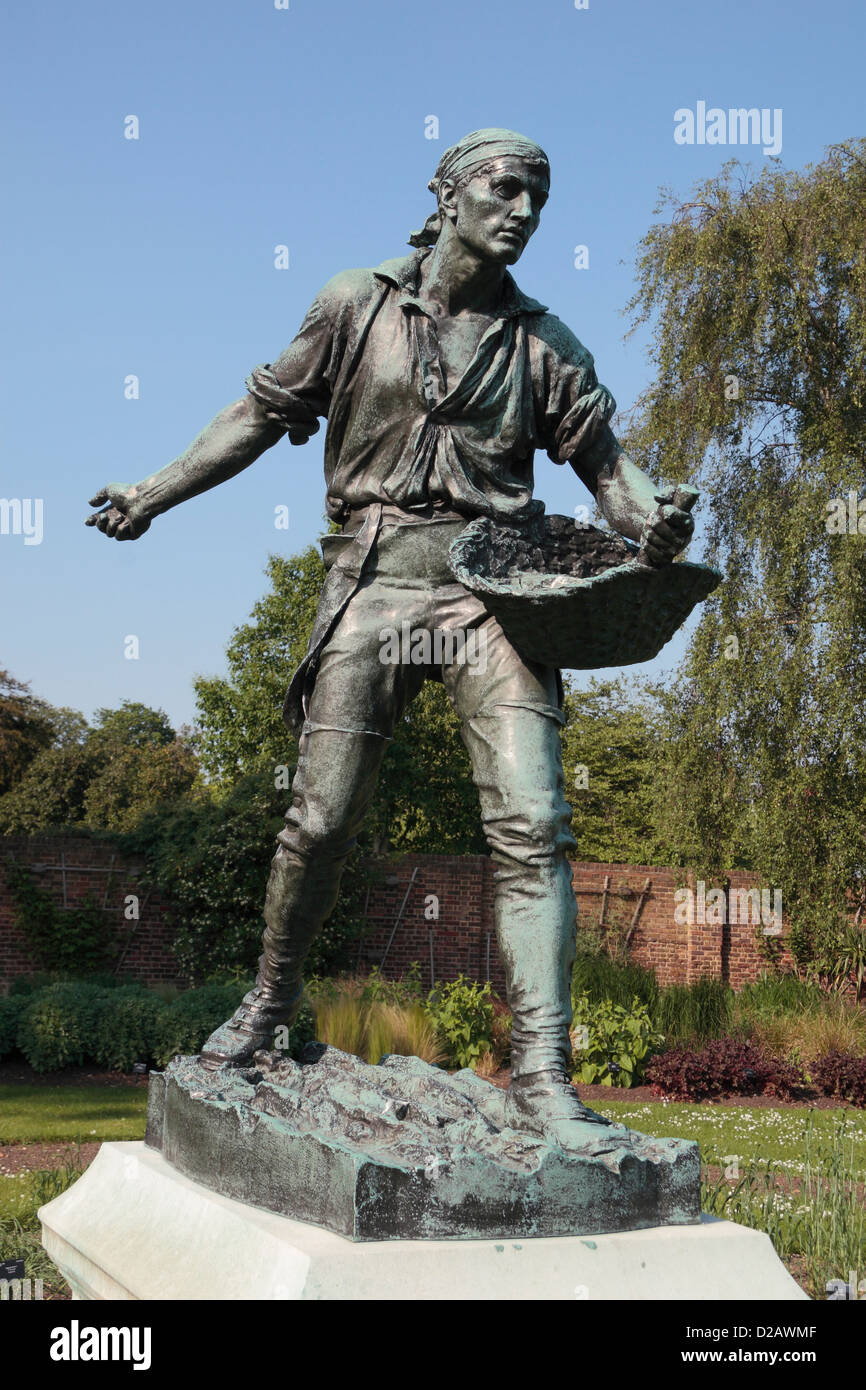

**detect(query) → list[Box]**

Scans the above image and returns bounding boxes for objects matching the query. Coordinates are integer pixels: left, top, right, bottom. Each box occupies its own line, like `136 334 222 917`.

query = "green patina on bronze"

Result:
87 128 717 1233
145 1047 701 1242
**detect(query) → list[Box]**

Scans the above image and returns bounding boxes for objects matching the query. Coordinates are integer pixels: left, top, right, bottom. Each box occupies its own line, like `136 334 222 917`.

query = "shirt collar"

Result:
373 249 548 319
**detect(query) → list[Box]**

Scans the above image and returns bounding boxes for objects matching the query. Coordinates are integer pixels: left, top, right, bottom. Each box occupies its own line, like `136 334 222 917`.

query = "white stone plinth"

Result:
40 1141 808 1301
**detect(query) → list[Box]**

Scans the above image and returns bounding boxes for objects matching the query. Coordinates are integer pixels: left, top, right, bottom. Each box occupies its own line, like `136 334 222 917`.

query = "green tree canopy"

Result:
624 140 866 974
192 546 486 854
0 670 56 795
560 677 669 865
0 698 198 834
193 548 325 783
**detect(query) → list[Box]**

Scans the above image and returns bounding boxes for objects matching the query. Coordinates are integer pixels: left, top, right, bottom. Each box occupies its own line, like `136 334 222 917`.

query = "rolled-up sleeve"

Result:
534 318 620 489
246 284 343 445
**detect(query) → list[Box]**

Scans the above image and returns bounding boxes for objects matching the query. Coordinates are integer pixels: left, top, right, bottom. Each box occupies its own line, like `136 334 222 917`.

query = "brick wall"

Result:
0 836 185 992
1 836 795 995
357 856 795 991
355 855 504 993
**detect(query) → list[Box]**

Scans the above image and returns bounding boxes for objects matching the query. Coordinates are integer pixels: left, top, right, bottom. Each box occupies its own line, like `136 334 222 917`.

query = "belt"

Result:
344 501 468 530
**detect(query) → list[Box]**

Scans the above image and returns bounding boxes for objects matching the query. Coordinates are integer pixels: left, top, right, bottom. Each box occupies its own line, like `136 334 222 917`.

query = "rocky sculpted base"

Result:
144 1044 701 1241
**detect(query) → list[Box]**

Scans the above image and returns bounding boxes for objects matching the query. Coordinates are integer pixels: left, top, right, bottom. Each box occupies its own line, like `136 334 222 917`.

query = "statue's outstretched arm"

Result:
85 394 287 541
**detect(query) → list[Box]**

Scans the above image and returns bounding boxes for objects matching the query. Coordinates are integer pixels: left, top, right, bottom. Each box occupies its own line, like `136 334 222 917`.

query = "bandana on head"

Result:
408 127 550 248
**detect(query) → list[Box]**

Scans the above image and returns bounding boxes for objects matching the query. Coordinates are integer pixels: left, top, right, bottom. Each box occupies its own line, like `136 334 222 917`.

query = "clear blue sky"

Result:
2 0 863 729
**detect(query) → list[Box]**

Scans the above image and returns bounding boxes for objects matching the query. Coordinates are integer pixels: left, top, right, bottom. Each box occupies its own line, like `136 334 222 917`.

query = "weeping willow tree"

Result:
623 140 866 977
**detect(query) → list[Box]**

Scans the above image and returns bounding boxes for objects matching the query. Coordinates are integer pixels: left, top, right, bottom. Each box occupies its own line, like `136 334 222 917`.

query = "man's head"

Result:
409 128 550 265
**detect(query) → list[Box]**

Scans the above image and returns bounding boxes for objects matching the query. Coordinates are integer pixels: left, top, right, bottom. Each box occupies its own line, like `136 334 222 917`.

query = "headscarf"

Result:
408 128 550 248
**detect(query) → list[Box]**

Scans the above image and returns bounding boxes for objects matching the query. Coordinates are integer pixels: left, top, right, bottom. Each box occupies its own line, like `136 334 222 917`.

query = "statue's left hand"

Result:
638 490 697 566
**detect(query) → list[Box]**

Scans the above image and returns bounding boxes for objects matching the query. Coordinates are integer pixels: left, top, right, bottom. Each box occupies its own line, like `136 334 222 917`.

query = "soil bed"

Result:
0 1059 856 1109
0 1141 100 1177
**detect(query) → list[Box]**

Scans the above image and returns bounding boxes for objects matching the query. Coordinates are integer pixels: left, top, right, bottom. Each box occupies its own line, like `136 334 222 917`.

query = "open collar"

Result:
373 249 548 319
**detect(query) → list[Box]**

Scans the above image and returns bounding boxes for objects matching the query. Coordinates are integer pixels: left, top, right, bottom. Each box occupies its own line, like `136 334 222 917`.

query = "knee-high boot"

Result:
461 704 620 1147
494 849 628 1147
200 829 352 1069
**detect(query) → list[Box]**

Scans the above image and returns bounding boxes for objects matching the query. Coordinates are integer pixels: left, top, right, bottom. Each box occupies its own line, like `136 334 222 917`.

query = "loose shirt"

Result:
245 248 619 525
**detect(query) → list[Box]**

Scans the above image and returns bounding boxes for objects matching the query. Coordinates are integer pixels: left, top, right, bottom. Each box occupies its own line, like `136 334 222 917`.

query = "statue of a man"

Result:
87 129 693 1149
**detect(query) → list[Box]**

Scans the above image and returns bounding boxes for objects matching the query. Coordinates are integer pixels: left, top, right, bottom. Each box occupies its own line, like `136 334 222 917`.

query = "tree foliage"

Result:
193 547 486 854
560 677 669 865
623 141 866 974
193 548 325 783
0 699 198 834
0 670 56 795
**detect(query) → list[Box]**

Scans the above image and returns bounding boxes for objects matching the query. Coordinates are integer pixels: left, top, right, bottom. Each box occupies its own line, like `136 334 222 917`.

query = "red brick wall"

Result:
0 836 796 995
356 855 505 993
569 864 794 988
357 857 796 991
0 836 185 992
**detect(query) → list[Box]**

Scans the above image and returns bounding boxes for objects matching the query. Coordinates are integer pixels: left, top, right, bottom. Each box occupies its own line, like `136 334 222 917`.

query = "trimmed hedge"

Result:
91 987 163 1072
0 994 27 1057
150 984 249 1068
16 981 110 1072
3 978 317 1073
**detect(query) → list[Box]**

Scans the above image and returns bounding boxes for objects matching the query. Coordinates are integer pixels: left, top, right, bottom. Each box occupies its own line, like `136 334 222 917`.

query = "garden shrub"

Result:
654 976 733 1048
425 975 495 1069
809 1051 866 1107
152 983 248 1068
0 994 27 1059
363 1001 445 1067
9 973 60 996
360 962 424 1007
571 954 659 1012
646 1037 804 1102
736 972 825 1020
16 981 111 1072
6 975 318 1072
570 993 663 1087
91 986 162 1071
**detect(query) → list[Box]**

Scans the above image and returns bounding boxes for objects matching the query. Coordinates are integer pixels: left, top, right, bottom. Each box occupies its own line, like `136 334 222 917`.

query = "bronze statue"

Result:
87 129 695 1152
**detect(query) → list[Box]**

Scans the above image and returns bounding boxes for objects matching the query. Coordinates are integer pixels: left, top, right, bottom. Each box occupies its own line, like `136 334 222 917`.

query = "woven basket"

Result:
448 514 722 669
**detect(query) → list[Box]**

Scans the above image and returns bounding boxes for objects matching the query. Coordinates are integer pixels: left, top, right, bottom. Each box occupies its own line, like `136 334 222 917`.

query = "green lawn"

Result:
1 1170 64 1221
2 1083 864 1166
0 1085 148 1145
1 1086 863 1300
593 1099 866 1170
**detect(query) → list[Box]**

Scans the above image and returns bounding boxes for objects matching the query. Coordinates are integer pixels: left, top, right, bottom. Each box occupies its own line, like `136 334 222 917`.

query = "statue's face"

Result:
444 156 549 265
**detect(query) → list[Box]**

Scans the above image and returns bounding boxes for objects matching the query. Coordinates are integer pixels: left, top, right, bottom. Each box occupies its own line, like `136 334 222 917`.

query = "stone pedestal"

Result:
40 1142 807 1301
144 1048 701 1239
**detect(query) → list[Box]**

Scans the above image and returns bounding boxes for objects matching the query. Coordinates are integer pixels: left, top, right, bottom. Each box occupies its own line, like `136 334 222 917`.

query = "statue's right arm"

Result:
85 393 294 540
86 396 288 540
86 273 346 541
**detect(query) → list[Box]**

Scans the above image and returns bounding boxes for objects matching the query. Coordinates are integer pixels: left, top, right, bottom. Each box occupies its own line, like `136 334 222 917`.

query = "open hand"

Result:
85 484 151 541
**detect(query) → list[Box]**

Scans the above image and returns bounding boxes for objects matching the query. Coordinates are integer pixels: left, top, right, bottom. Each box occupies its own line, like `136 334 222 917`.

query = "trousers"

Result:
259 515 580 1079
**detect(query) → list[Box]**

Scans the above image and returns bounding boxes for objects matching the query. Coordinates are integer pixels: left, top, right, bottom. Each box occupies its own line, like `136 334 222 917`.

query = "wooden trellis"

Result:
7 852 151 975
583 875 652 942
